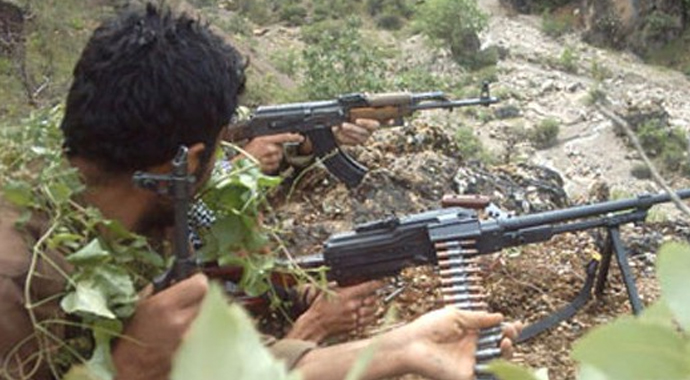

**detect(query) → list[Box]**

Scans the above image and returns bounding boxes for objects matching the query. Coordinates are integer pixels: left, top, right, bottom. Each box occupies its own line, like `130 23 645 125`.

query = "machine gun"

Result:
225 83 499 188
280 188 690 344
133 146 198 292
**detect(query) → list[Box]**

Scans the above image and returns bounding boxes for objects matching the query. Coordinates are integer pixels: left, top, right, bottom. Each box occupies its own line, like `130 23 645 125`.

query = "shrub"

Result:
630 120 690 175
630 163 652 179
376 13 404 30
367 0 415 18
456 125 492 163
232 0 275 25
558 45 579 73
414 0 488 68
389 66 446 92
590 58 613 81
529 118 560 149
279 4 308 26
585 83 607 105
541 9 574 38
312 0 363 22
269 48 302 77
301 17 387 99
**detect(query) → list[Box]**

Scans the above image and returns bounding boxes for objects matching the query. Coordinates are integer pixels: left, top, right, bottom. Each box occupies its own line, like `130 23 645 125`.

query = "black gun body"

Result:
320 189 690 285
324 209 474 285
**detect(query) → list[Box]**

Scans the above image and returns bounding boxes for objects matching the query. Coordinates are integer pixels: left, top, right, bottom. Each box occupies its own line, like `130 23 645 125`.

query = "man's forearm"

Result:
294 334 409 380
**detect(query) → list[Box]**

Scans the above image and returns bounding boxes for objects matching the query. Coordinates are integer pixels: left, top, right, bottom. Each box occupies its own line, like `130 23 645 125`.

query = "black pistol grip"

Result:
306 127 369 188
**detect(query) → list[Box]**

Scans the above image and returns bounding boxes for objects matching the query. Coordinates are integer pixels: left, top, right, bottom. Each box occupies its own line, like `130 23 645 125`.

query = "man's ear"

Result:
186 142 207 175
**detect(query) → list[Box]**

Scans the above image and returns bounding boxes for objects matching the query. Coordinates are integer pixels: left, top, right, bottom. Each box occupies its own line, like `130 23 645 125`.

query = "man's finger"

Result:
454 309 504 330
499 337 514 359
258 133 305 144
157 273 209 309
342 280 385 298
340 123 372 140
352 118 380 131
502 321 522 342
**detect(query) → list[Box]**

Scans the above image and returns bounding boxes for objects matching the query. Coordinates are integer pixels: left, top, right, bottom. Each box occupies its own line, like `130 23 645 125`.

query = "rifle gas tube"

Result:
226 83 499 188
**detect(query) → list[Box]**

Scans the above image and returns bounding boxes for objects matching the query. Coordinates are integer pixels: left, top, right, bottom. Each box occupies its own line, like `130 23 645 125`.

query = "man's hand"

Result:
332 118 380 146
240 133 305 174
286 281 384 343
112 274 209 380
395 308 521 380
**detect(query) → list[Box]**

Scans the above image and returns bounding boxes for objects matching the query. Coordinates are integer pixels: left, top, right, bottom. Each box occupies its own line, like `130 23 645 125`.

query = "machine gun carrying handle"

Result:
306 126 369 188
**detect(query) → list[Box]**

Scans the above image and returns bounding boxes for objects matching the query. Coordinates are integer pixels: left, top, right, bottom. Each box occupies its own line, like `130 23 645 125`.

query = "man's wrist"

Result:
287 309 327 342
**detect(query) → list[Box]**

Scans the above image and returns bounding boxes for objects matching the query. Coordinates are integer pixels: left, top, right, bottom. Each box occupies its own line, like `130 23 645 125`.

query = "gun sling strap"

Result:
517 223 645 343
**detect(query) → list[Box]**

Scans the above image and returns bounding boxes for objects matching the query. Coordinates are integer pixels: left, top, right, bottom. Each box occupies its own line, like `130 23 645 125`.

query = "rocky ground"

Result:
258 2 690 379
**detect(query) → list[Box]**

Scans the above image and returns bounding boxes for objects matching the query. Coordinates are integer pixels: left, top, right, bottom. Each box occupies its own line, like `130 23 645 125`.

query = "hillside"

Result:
1 0 689 379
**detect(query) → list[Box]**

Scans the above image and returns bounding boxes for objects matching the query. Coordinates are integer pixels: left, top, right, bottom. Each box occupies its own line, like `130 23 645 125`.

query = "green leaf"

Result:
639 299 676 329
657 241 690 331
48 180 73 204
48 232 84 251
85 319 123 380
577 364 608 380
210 216 244 253
488 360 542 380
63 365 106 380
92 265 137 318
66 239 110 264
61 279 116 319
572 317 690 379
170 283 301 380
3 180 33 207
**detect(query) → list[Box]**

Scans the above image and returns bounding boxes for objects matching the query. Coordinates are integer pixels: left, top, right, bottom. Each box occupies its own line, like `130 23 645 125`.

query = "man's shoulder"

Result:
0 198 32 278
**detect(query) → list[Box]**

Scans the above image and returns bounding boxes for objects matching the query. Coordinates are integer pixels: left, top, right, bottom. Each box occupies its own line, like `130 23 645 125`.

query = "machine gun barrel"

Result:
499 188 690 231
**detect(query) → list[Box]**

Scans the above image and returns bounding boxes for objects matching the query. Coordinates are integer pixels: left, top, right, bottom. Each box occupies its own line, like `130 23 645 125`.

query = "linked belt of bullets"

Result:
436 239 501 380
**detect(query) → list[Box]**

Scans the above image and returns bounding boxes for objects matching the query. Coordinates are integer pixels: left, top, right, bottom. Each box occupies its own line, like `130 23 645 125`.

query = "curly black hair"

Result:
61 3 246 174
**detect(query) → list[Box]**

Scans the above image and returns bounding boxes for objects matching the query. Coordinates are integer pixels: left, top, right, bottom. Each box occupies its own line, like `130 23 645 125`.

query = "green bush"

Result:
590 58 613 81
414 0 488 68
232 0 276 25
636 119 671 157
376 13 404 30
630 163 652 179
212 13 251 36
301 17 387 99
312 0 363 22
269 48 302 77
390 66 446 91
585 83 607 105
632 120 690 175
456 125 492 163
541 9 575 38
558 45 579 73
279 4 308 26
367 0 415 18
529 117 560 149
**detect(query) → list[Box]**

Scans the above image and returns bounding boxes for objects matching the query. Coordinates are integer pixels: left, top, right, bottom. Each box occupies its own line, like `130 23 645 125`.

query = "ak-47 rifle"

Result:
133 146 198 292
269 188 690 377
225 83 499 188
